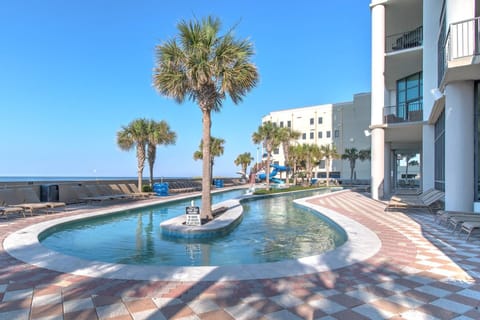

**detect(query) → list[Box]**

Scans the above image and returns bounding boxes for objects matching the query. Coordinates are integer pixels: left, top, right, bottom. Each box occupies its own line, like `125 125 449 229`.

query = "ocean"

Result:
0 177 168 182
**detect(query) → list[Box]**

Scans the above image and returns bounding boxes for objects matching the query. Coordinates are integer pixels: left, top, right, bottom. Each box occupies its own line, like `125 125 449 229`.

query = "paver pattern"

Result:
1 190 480 319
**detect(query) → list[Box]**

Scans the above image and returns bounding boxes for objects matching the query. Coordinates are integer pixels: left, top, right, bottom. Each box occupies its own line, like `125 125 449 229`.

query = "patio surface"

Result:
1 189 480 319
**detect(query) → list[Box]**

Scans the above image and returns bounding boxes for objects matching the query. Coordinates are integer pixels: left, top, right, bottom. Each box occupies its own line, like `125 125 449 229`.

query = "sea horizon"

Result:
0 176 192 183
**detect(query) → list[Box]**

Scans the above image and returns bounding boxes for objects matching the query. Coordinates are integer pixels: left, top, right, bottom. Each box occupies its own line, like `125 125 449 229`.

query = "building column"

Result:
445 81 474 211
370 2 386 200
384 143 392 196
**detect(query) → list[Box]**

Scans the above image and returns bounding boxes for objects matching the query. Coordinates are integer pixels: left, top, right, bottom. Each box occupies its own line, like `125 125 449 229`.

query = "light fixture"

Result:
430 88 444 101
364 129 372 137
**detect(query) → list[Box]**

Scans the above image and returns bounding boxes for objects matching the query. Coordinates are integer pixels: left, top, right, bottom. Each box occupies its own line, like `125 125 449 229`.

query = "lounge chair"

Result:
127 184 156 197
118 184 148 199
13 187 65 215
447 215 480 233
71 185 114 204
459 221 480 240
386 189 444 212
0 203 25 218
435 210 480 225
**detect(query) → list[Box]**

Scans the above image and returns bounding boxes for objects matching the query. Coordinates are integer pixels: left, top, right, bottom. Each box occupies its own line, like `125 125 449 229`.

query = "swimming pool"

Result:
39 188 347 266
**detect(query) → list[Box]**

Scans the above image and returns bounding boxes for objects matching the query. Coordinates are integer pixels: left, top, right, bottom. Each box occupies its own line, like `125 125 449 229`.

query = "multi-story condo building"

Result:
369 0 480 211
261 93 371 181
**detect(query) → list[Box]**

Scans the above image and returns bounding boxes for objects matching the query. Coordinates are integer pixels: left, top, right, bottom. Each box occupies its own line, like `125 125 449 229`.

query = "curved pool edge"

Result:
3 189 381 281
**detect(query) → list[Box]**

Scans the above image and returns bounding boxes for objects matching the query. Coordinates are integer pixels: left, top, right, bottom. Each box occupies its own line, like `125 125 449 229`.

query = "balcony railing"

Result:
386 26 423 53
383 101 423 124
439 17 480 85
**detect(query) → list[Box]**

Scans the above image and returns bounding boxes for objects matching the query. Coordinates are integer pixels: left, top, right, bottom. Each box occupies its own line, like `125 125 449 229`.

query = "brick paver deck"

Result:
1 190 479 319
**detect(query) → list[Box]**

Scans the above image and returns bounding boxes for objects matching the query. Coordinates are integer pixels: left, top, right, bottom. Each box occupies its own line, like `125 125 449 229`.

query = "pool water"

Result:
40 189 347 266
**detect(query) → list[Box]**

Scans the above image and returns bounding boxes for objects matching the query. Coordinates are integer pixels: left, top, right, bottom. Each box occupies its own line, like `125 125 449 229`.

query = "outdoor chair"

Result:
385 189 444 213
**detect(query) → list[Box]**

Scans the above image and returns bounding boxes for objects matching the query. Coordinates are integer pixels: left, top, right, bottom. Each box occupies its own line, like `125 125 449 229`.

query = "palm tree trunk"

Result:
136 143 146 191
350 159 355 183
148 145 156 188
326 158 330 187
265 151 271 190
201 110 213 220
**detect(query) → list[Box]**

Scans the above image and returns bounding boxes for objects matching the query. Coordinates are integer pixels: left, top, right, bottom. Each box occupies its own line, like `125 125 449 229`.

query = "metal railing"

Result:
383 101 423 124
439 17 480 85
386 26 423 53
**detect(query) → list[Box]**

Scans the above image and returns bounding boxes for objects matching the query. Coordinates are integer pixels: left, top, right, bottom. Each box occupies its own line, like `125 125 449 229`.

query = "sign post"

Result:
185 205 201 226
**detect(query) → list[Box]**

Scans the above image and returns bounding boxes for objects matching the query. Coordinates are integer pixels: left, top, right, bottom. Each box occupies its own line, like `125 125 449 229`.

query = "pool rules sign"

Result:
185 206 201 226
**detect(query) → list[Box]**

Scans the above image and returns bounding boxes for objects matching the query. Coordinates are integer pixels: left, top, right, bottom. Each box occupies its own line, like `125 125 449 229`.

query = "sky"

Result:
0 0 372 178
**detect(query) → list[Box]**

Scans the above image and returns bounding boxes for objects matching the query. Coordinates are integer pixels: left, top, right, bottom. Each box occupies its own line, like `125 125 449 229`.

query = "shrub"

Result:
142 185 152 192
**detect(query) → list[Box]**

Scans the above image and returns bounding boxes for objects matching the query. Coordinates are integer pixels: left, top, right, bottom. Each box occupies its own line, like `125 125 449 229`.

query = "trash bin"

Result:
40 184 59 202
153 182 169 196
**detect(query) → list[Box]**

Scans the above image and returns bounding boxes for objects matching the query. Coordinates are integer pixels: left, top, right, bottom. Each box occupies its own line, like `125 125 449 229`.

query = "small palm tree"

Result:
193 137 225 181
252 121 282 190
117 118 150 191
301 143 323 185
321 144 340 187
146 120 177 188
278 127 301 184
153 16 259 220
289 144 305 185
234 152 254 177
341 148 371 183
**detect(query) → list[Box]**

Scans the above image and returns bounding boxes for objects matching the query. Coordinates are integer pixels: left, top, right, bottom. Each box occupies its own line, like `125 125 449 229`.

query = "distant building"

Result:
261 93 371 181
369 0 480 211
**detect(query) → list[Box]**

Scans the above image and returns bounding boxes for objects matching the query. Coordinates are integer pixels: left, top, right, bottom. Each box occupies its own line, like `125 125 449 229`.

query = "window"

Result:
397 72 423 120
302 133 306 140
310 118 314 125
287 120 291 128
326 131 331 138
318 117 323 124
434 109 445 191
273 148 279 155
318 160 325 169
318 131 323 139
279 121 284 128
334 130 340 138
310 132 314 139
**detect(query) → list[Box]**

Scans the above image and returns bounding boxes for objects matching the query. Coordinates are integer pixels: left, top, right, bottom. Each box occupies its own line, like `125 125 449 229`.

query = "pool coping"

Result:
3 189 381 281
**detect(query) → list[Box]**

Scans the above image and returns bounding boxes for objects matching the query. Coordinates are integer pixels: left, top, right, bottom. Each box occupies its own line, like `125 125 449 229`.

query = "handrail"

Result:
386 26 423 53
383 101 423 124
438 17 480 85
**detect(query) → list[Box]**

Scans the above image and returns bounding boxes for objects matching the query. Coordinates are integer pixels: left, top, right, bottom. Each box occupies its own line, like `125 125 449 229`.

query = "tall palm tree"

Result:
146 120 177 188
278 127 301 184
234 152 254 177
252 121 282 190
117 118 150 191
153 16 259 220
321 144 340 187
193 137 225 181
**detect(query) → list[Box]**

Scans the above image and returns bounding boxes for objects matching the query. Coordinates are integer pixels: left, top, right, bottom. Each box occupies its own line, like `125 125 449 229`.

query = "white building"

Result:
261 93 371 182
369 0 480 211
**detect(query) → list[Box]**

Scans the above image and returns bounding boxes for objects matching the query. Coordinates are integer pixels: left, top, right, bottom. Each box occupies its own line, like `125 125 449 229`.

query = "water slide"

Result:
257 164 289 183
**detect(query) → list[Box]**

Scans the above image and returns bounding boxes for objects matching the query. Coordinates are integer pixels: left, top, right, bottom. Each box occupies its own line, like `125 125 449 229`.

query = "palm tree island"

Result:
153 16 259 220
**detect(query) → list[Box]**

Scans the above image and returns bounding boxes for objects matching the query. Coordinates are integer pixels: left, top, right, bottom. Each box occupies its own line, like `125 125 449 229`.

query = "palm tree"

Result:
301 143 323 185
321 144 340 187
278 127 301 184
117 118 150 191
252 121 282 190
153 16 259 220
234 152 254 177
289 144 305 185
341 148 371 183
146 120 177 188
193 137 225 182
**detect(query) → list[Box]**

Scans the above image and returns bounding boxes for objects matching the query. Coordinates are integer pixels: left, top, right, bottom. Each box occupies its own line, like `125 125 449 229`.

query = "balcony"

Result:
439 17 480 85
383 101 423 124
386 26 423 53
